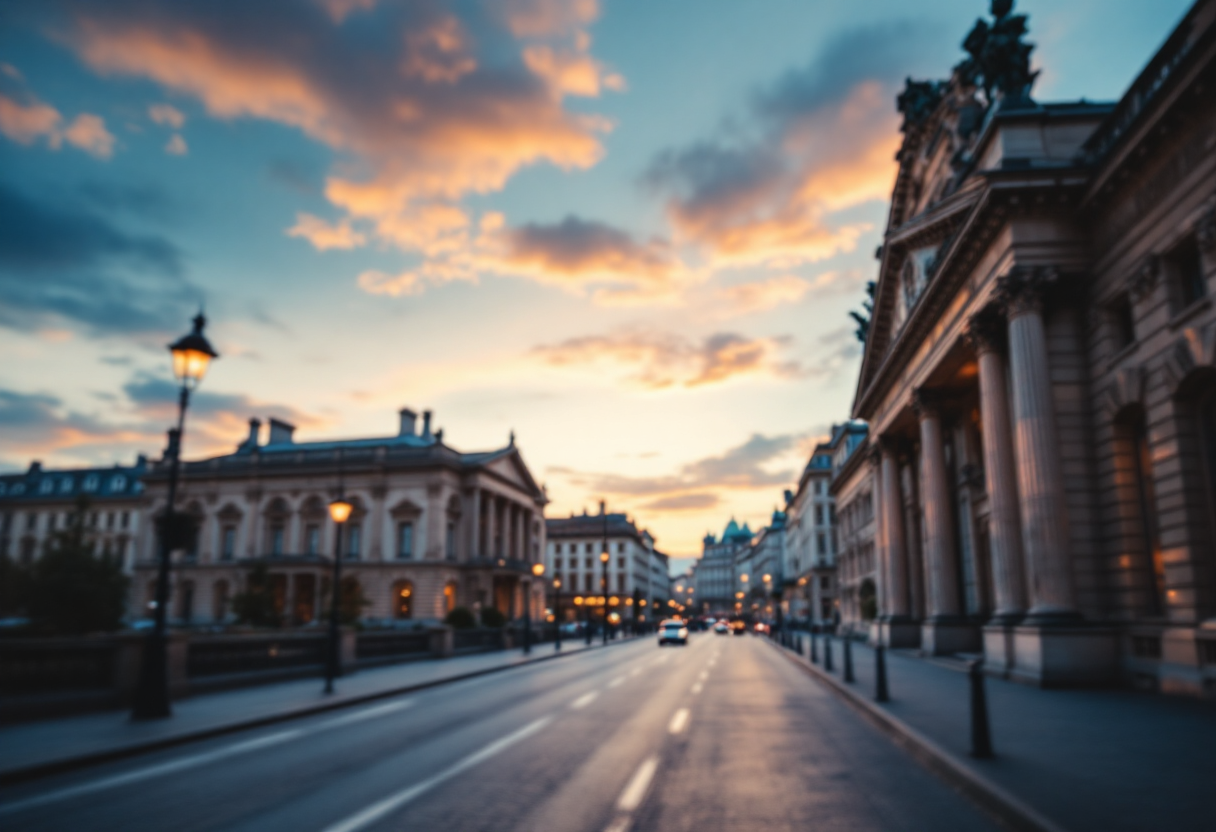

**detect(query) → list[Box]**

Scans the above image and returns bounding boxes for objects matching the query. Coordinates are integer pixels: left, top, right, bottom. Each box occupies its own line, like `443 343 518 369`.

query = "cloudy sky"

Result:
0 0 1190 571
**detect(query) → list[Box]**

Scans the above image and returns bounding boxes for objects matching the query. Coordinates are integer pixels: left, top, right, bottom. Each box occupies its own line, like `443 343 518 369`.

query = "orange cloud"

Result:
530 328 805 390
0 94 62 145
497 0 600 38
718 275 812 315
62 113 115 158
148 102 185 129
287 212 367 251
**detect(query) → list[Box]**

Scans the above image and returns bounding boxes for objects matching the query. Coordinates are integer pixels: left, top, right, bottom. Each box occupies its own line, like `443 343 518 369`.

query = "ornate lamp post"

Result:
600 551 610 645
553 577 563 651
524 562 544 654
132 313 218 720
325 495 353 694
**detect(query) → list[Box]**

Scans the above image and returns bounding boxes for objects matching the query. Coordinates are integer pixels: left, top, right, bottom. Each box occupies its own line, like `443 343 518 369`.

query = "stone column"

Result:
425 484 443 559
369 485 386 561
485 494 497 558
466 487 480 560
915 389 961 620
879 438 910 619
999 267 1077 621
967 307 1027 621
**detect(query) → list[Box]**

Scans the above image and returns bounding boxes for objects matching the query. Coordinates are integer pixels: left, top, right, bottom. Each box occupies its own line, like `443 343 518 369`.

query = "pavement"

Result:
0 634 1004 832
0 634 619 783
769 633 1216 832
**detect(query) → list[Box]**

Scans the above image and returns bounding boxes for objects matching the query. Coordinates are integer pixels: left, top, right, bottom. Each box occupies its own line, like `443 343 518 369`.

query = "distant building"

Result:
693 519 754 615
0 457 148 574
134 408 547 627
736 509 787 622
544 502 671 625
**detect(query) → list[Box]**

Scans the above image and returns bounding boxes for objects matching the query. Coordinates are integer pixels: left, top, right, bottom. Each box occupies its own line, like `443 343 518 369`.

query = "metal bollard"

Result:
797 635 804 655
824 636 834 672
970 661 994 758
811 631 819 664
875 644 889 702
843 636 854 682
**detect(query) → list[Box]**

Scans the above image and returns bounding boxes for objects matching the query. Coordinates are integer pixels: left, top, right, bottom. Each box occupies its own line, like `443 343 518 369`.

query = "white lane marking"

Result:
616 755 659 812
319 716 552 832
691 682 703 695
604 817 632 832
570 691 599 710
0 699 418 815
668 708 690 735
0 730 303 815
608 676 625 688
629 666 642 677
698 670 709 681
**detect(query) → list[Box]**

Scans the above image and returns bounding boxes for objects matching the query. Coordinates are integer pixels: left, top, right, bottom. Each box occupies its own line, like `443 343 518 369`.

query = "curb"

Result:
0 636 639 787
763 638 1071 832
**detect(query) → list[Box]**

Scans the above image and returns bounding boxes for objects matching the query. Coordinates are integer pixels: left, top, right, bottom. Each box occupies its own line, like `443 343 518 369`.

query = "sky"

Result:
0 0 1193 573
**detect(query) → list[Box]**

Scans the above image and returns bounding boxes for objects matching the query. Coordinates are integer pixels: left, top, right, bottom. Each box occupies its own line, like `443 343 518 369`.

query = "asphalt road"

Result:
1 634 1002 832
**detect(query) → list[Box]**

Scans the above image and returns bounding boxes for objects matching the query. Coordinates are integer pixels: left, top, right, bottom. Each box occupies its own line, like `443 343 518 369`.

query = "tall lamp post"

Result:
132 313 218 720
325 495 353 694
524 562 544 654
600 550 610 645
553 578 563 651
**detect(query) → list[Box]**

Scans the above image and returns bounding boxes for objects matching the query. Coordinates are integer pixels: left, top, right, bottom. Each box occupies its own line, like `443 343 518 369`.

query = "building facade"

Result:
134 408 548 627
544 503 671 624
853 0 1216 690
0 458 147 575
693 519 754 615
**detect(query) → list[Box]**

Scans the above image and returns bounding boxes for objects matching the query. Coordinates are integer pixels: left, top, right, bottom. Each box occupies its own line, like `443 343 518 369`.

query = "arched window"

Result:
393 580 414 619
444 581 457 614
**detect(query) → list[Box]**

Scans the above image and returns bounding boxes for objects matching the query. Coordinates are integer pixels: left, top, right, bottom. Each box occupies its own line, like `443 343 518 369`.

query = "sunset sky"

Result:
0 0 1190 572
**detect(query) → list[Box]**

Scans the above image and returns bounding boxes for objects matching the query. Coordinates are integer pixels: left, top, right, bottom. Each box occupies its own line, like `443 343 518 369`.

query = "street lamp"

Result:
132 312 218 720
524 562 544 654
600 550 610 645
553 577 563 651
325 495 353 694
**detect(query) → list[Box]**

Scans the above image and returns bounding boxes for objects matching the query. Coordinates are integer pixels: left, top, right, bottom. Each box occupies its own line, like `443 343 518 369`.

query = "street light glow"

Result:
328 498 353 524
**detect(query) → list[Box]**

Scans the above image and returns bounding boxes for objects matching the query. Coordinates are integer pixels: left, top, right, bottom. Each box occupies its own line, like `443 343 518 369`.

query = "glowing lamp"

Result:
573 596 584 605
600 551 610 563
554 578 562 589
532 562 545 577
328 498 353 524
763 574 771 582
169 313 219 391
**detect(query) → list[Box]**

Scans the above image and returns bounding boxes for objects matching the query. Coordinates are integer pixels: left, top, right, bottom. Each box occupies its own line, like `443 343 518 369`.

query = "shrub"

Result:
444 606 476 629
479 606 506 628
231 563 282 628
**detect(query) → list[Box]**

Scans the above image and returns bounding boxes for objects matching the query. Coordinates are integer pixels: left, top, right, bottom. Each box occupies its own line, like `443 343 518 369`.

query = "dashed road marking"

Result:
608 676 625 688
570 691 599 710
691 682 703 695
617 755 659 812
668 708 689 734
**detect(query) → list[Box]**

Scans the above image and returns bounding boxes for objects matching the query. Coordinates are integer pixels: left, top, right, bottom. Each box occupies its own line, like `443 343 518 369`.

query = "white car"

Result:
658 620 689 646
713 622 729 635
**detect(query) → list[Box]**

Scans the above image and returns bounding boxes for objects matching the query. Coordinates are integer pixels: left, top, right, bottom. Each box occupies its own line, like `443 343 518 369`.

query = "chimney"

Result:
268 418 295 445
28 461 42 474
398 408 417 437
244 418 262 450
599 499 606 516
422 410 432 439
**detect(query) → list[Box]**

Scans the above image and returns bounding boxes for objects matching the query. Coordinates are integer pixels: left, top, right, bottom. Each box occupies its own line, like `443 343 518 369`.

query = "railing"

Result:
0 639 117 695
356 630 431 662
187 633 326 678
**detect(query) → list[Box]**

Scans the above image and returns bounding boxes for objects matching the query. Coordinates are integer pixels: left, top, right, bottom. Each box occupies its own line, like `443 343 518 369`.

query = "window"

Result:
618 556 625 568
270 525 285 556
346 524 361 559
397 522 414 559
821 576 830 590
110 474 127 492
39 479 53 495
222 526 236 561
83 474 99 492
26 512 37 531
393 580 413 619
446 521 456 560
618 574 626 592
817 533 827 556
121 511 130 529
306 524 320 556
106 512 115 530
0 482 5 495
815 505 824 526
444 581 457 614
10 482 23 495
1109 293 1136 351
617 542 624 553
1167 235 1207 309
585 557 592 569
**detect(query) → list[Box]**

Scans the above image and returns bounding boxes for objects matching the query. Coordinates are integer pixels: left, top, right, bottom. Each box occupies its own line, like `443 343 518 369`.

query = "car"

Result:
713 621 729 635
730 620 746 636
658 619 689 646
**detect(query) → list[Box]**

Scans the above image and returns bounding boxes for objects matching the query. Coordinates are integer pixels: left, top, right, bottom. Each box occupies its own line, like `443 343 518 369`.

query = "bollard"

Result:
843 636 855 683
797 635 804 655
875 644 889 702
824 635 834 672
810 631 819 664
970 660 994 758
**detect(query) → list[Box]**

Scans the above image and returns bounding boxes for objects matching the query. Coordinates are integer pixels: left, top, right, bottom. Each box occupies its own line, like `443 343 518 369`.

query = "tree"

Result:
338 576 369 626
444 606 476 629
231 563 282 628
479 607 506 628
849 281 877 343
0 554 31 620
26 497 128 634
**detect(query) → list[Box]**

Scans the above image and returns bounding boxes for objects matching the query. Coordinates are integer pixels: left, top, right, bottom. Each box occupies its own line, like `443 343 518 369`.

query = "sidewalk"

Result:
770 635 1215 832
0 636 625 785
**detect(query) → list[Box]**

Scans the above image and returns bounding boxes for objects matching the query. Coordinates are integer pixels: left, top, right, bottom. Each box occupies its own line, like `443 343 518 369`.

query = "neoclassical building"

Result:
853 0 1216 690
133 408 548 627
692 519 754 614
